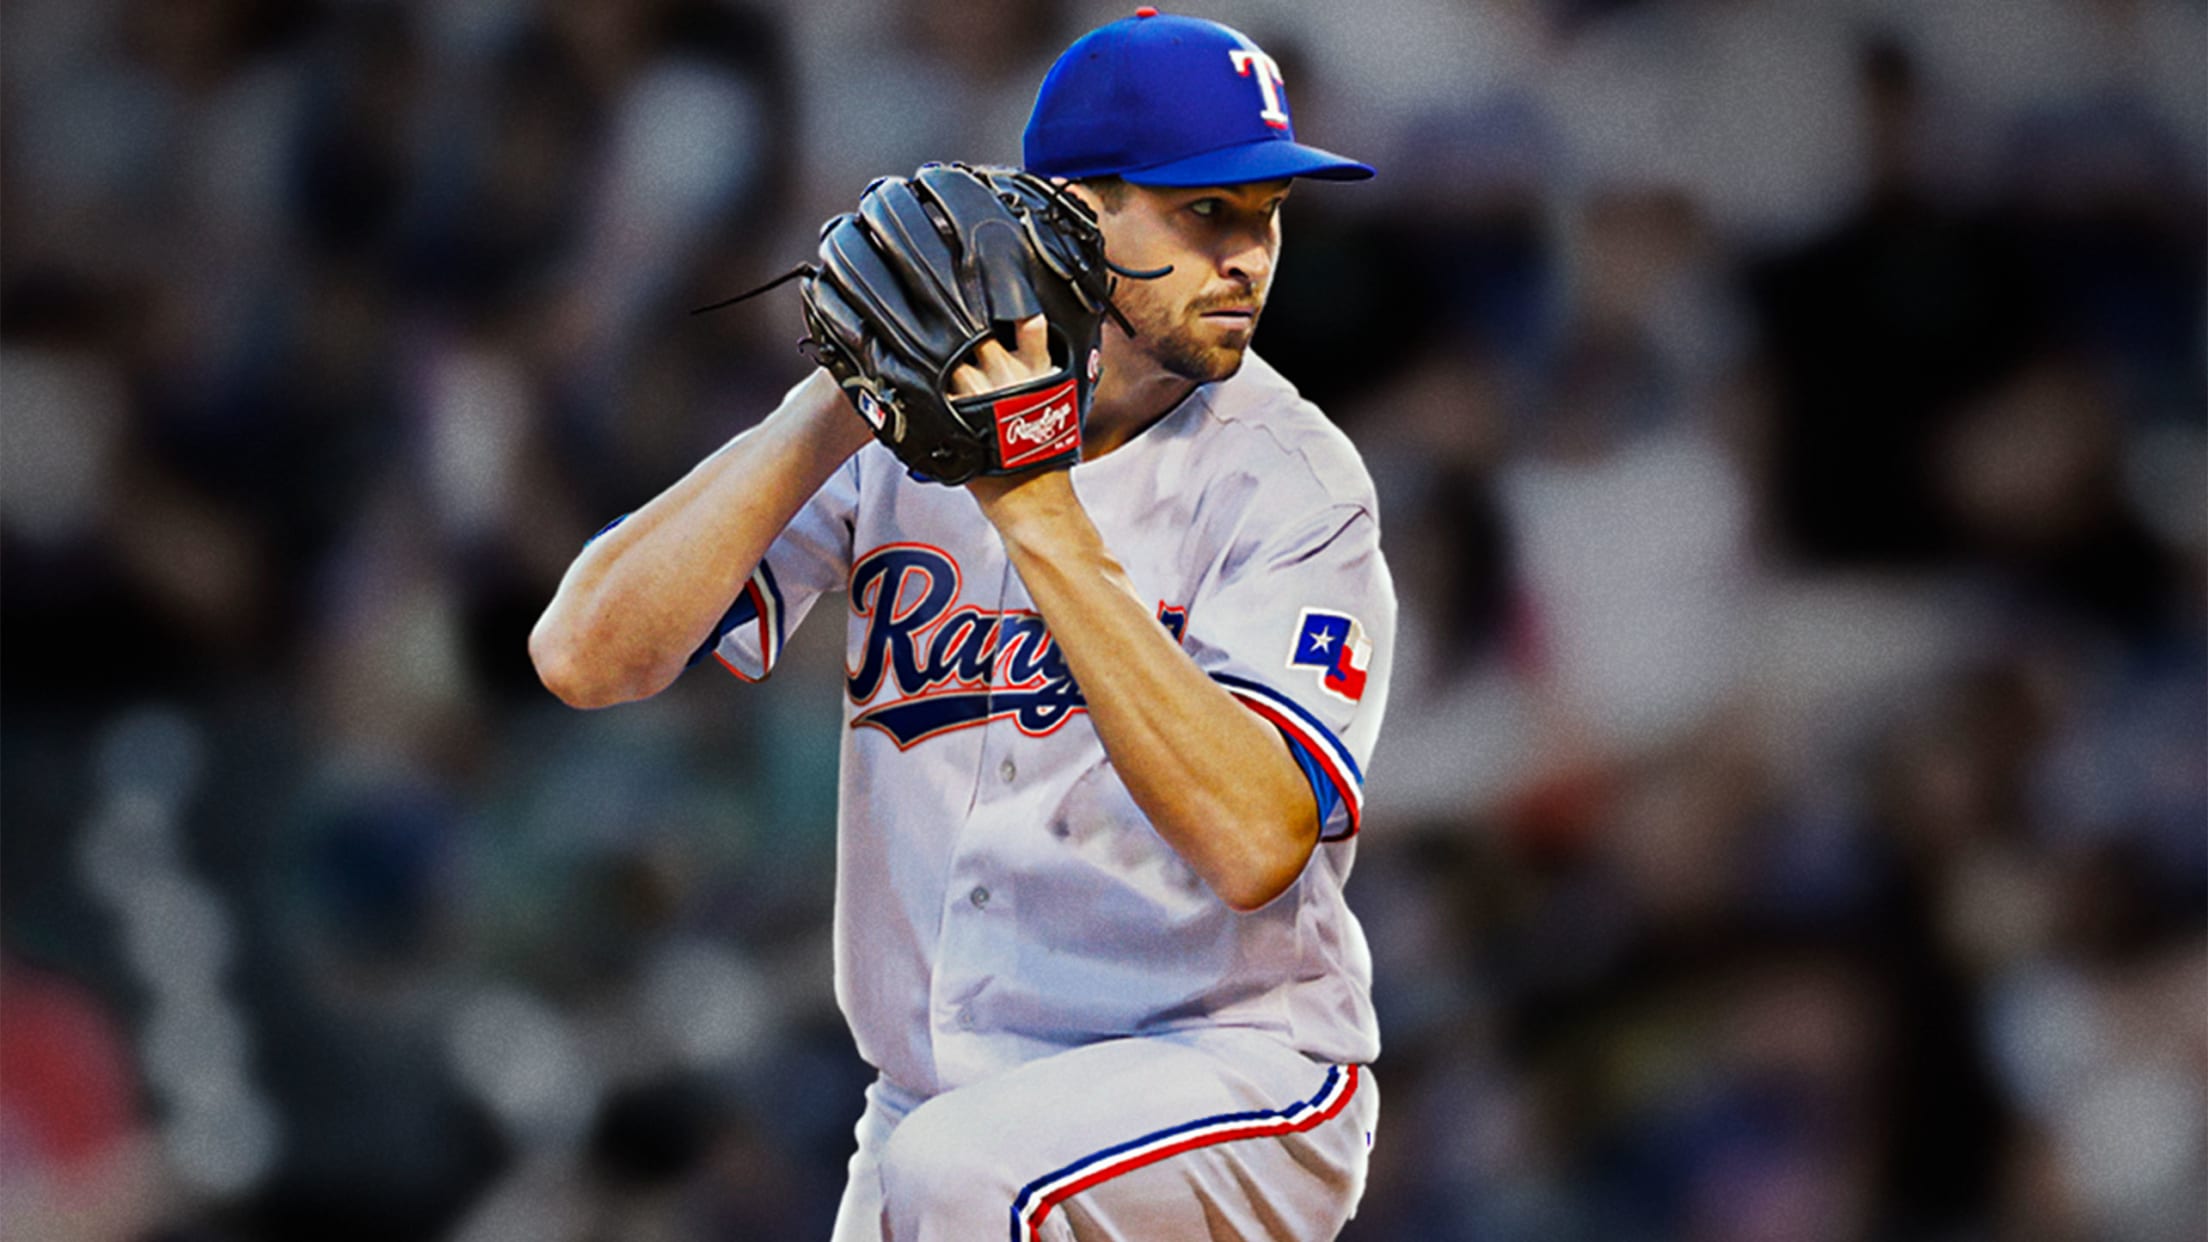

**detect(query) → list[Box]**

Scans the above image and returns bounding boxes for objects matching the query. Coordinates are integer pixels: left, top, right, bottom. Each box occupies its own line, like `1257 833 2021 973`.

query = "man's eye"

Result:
1189 199 1220 218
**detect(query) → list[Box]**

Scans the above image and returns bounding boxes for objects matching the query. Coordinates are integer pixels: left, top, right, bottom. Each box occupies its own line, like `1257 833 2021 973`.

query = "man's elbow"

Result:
529 618 648 710
1216 857 1307 914
1214 816 1320 914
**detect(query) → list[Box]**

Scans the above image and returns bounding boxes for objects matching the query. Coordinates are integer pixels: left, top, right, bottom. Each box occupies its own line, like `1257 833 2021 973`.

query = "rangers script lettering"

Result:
846 544 1189 746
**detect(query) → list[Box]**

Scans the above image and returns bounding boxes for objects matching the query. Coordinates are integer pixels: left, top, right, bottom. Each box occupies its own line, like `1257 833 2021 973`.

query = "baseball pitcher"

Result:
532 10 1393 1239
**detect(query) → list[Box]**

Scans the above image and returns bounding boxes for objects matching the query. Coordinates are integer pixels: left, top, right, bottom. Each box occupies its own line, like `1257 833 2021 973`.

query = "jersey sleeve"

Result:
1182 503 1395 840
693 451 860 682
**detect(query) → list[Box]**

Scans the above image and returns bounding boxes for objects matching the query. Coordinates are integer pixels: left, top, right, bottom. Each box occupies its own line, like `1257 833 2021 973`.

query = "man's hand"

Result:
953 314 1064 514
950 314 1054 400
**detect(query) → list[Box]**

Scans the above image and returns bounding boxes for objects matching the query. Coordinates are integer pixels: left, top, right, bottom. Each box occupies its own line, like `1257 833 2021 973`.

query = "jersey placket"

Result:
926 548 1033 1087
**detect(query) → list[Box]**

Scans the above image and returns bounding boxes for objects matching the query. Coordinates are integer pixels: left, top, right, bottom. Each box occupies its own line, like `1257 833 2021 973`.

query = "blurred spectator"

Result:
1752 32 2048 566
0 954 170 1242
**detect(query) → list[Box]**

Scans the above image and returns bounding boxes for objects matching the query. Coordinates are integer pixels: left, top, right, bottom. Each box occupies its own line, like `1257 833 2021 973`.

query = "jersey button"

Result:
957 1007 975 1030
969 886 990 910
999 758 1016 783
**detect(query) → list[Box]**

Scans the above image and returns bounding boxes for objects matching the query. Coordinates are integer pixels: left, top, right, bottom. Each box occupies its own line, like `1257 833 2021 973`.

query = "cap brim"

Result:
1120 139 1375 187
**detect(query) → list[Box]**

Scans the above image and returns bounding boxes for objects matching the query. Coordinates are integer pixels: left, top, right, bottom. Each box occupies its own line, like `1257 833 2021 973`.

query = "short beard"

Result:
1120 291 1254 384
1150 324 1247 383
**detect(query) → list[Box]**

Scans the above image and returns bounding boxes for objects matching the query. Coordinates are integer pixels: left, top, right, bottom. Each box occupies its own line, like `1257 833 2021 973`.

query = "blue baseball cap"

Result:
1023 9 1375 187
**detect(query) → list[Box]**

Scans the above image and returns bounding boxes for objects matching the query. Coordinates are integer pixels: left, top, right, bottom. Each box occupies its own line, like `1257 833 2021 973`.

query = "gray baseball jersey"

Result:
705 350 1393 1101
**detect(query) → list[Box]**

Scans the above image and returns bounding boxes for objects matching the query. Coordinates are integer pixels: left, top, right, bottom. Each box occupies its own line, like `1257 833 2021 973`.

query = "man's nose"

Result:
1220 237 1271 287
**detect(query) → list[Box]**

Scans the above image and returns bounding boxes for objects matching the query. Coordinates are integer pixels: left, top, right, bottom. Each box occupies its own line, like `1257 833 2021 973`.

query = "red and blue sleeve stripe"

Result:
1211 673 1364 840
588 515 787 681
694 561 785 680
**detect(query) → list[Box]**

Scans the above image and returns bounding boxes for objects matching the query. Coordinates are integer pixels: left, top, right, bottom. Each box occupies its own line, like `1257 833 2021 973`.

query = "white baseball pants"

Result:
829 1027 1377 1241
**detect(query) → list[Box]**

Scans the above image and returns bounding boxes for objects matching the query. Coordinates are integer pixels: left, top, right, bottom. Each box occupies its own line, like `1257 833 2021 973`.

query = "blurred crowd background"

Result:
3 0 2203 1239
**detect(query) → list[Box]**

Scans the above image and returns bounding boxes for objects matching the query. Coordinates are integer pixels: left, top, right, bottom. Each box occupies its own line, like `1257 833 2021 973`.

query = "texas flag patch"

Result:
1289 608 1372 704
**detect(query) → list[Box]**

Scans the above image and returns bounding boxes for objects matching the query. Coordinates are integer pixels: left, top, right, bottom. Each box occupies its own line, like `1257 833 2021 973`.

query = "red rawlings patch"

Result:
993 378 1080 470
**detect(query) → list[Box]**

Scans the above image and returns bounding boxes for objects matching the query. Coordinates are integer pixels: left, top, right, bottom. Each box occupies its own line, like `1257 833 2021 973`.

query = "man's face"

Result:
1086 179 1291 385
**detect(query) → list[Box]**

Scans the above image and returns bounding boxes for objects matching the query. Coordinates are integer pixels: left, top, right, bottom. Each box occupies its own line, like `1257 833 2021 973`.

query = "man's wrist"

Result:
773 369 874 470
969 469 1088 555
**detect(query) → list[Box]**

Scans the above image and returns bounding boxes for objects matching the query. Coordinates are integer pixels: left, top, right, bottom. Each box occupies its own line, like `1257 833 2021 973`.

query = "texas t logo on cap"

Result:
1023 9 1375 187
1228 48 1290 130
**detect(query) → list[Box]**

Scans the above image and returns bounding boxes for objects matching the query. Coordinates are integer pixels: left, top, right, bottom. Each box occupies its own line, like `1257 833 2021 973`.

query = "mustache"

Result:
1189 293 1264 314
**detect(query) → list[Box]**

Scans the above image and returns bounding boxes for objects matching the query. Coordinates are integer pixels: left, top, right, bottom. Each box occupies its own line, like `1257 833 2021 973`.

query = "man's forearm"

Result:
974 472 1319 912
531 369 869 708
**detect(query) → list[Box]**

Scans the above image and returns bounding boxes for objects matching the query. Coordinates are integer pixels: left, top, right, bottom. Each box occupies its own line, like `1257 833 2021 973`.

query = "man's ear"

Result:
1059 179 1105 216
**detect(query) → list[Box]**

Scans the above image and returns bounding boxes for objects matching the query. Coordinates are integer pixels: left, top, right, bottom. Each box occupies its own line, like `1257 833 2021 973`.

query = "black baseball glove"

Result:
698 164 1151 485
803 164 1131 484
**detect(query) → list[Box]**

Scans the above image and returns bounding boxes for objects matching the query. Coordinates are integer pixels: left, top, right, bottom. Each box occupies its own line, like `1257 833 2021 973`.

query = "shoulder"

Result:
1186 352 1378 517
